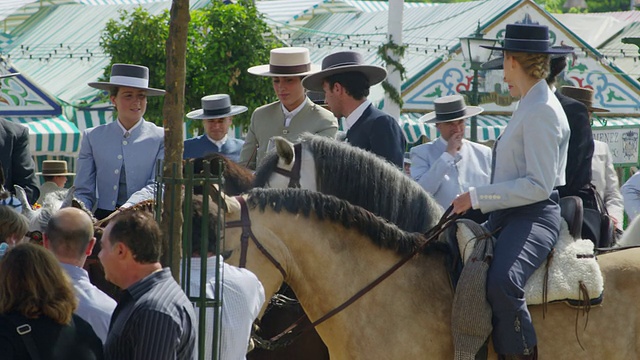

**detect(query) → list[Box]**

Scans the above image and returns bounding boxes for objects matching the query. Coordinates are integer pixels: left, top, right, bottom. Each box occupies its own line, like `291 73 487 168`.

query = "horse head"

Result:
189 153 254 196
253 136 317 190
211 188 287 313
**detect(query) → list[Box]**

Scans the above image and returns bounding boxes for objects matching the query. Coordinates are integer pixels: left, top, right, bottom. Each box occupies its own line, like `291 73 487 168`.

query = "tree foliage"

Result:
99 1 279 130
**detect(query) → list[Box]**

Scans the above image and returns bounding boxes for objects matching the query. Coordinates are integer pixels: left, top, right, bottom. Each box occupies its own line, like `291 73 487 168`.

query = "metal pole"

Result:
383 0 404 121
470 68 479 142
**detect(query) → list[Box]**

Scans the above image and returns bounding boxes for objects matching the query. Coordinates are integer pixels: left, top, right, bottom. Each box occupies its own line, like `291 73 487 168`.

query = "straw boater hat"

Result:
481 24 574 55
419 95 484 124
0 73 19 79
302 51 388 92
36 160 75 176
186 94 248 120
481 45 575 71
561 86 610 113
248 47 320 77
88 64 165 96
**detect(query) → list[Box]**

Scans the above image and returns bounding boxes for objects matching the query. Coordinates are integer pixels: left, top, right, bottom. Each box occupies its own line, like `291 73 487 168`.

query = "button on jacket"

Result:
75 119 164 211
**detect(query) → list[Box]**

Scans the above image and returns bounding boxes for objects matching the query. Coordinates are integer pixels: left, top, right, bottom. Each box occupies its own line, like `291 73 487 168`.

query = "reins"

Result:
231 201 460 347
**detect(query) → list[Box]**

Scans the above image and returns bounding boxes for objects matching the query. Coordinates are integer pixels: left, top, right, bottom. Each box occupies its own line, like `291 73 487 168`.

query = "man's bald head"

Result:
45 207 95 260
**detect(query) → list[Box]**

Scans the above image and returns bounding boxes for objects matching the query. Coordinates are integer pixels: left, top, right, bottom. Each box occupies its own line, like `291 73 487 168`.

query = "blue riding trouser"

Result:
483 191 560 355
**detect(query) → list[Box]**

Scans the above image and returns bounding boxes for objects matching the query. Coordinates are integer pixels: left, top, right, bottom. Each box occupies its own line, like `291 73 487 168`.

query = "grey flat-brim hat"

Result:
186 94 248 120
88 63 165 96
248 47 321 77
419 94 484 123
302 51 387 92
0 73 19 79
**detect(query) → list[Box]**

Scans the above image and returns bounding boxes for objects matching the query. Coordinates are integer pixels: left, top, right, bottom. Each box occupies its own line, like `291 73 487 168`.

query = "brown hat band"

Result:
269 63 311 75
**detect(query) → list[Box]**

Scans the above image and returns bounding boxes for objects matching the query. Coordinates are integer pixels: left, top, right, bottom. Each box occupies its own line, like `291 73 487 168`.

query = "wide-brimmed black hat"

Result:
302 51 387 92
481 24 574 55
561 86 609 113
88 64 165 96
186 94 248 120
419 95 484 123
481 45 575 70
0 73 19 79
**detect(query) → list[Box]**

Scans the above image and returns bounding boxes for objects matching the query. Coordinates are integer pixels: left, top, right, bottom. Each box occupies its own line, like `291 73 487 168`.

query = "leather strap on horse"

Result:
225 196 287 279
264 205 462 345
272 143 302 188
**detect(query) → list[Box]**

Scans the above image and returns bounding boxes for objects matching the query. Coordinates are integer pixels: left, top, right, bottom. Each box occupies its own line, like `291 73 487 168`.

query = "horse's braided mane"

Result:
303 135 443 233
245 188 449 256
252 134 443 234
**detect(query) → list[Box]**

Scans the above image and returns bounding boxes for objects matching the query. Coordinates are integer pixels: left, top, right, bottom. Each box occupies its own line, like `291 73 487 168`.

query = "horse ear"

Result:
60 185 76 208
208 184 241 214
274 137 295 165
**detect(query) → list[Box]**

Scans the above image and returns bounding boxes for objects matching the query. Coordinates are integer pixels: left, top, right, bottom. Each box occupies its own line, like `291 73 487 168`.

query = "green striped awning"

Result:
400 113 508 144
75 109 114 131
6 115 81 155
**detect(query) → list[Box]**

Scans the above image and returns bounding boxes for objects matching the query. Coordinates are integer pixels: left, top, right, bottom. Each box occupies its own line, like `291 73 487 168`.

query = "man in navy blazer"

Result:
302 51 405 167
0 118 40 204
183 94 246 162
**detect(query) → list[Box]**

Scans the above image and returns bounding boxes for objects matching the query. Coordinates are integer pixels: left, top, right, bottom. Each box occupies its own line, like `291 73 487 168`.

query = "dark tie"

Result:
490 137 500 184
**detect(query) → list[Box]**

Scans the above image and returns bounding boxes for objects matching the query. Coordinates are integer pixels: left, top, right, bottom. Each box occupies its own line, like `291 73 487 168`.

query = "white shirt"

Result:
622 170 640 222
591 140 624 228
343 99 371 131
60 262 117 344
116 118 142 136
281 99 306 127
206 134 228 149
188 256 265 360
410 137 492 209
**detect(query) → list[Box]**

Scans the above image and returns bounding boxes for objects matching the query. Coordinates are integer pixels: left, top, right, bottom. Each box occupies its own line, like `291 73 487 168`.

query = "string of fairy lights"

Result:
3 9 640 76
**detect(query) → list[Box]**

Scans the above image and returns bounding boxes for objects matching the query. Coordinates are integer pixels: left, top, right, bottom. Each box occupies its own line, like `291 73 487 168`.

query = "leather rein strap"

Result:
272 143 302 188
224 196 287 279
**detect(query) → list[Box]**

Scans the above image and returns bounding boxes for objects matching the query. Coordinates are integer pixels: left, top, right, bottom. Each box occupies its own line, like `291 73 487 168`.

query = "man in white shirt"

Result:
622 170 640 222
410 95 492 218
43 207 117 343
591 140 624 230
187 195 265 360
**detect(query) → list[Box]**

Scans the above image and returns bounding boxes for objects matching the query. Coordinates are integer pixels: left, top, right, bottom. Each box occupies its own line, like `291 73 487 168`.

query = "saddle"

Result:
445 217 604 306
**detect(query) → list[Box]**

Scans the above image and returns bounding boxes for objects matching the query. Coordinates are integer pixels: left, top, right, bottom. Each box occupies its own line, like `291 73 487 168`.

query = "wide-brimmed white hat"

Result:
248 47 320 77
186 94 248 120
88 64 165 96
0 73 19 79
302 51 387 92
419 95 483 123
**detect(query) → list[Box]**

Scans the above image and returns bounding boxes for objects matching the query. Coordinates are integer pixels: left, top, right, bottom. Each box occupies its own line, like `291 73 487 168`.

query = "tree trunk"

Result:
161 0 190 281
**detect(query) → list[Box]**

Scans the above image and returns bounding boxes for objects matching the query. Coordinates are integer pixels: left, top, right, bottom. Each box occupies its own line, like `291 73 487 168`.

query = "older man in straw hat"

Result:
184 94 247 162
302 51 406 167
409 95 492 215
36 160 74 204
75 63 165 220
240 47 338 169
0 72 40 205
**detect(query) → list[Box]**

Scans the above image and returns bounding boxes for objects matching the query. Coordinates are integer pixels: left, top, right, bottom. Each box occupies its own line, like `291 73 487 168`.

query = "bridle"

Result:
271 143 302 188
225 195 461 348
224 196 287 279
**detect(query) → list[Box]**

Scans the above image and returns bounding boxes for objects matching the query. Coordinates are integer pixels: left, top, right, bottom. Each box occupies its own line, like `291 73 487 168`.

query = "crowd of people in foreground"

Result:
0 21 640 360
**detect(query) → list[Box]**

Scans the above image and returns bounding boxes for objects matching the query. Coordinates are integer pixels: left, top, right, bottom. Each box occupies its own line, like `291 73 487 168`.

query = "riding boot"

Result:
498 345 538 360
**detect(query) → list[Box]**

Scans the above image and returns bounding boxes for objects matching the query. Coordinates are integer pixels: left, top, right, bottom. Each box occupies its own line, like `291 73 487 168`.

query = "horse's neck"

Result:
253 208 453 323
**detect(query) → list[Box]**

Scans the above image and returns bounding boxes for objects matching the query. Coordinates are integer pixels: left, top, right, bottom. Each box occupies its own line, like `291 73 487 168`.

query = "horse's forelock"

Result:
253 152 280 188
